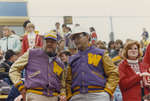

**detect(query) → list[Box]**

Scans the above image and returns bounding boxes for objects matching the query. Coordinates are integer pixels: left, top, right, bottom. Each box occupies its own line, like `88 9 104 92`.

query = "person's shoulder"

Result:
0 62 8 69
1 37 6 40
29 48 44 55
118 60 127 69
89 46 106 55
69 53 80 64
29 48 43 53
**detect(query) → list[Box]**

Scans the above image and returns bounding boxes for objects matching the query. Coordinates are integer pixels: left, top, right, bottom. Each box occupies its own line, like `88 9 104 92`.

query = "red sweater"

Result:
143 43 150 66
22 34 43 54
119 60 150 101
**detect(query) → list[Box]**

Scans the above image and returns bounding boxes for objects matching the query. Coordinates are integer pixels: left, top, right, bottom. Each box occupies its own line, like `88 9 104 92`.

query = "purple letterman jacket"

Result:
66 46 119 99
9 49 66 96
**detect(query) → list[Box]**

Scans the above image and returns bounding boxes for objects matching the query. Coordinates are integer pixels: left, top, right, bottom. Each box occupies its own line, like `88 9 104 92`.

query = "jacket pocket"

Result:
91 71 104 79
28 71 41 78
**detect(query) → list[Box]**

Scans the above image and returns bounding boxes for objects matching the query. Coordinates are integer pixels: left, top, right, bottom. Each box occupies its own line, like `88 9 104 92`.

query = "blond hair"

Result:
122 40 143 59
26 23 35 29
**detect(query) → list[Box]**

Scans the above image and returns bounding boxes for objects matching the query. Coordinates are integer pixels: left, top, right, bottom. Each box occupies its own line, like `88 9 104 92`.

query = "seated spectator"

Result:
7 85 20 101
0 50 18 85
0 80 11 95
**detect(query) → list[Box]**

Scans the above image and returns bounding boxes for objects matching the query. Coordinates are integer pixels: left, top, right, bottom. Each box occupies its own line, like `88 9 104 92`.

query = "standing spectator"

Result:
64 27 72 49
89 27 97 46
23 20 31 31
119 40 150 101
55 22 63 41
22 23 43 54
55 22 62 35
66 27 119 101
142 28 149 40
9 31 66 101
141 30 149 56
0 27 21 53
11 30 20 40
62 24 67 38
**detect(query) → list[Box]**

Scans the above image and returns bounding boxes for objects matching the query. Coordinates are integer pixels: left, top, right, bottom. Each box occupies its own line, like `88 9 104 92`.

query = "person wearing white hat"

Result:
66 27 119 101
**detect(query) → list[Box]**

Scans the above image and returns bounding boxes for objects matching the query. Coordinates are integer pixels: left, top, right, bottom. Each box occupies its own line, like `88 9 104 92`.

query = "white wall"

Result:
28 0 150 43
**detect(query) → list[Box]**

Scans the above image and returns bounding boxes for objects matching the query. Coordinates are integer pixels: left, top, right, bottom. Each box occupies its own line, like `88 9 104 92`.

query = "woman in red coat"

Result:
22 23 43 54
119 40 150 101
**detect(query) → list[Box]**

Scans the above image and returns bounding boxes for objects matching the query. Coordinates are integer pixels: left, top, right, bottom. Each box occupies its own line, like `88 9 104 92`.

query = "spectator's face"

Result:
110 43 115 49
10 55 18 62
3 29 10 37
73 33 89 50
26 26 34 33
62 27 66 32
60 54 68 63
55 23 60 29
44 39 57 54
96 42 106 49
127 44 138 60
115 42 121 50
58 40 65 50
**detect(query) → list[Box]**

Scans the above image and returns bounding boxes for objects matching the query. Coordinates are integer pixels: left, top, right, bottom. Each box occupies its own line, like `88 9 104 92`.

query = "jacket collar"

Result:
78 45 94 55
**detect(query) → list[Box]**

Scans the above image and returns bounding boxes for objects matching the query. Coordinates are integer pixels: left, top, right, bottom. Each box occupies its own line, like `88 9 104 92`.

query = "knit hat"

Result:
44 30 57 41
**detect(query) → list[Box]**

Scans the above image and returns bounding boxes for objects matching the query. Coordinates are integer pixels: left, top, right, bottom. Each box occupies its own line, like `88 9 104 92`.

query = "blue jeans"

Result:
113 86 122 101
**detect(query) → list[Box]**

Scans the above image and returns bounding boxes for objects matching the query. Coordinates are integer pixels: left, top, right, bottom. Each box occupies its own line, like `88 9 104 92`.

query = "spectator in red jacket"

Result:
119 40 150 101
89 27 97 46
143 43 150 66
22 23 43 54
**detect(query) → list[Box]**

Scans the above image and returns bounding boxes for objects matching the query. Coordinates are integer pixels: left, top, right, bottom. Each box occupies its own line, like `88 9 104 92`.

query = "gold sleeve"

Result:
66 66 72 100
9 51 29 84
102 51 119 96
60 68 66 96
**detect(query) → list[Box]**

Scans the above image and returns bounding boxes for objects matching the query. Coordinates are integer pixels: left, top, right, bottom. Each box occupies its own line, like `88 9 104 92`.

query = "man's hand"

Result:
139 72 150 77
20 88 26 101
14 95 23 101
59 95 67 101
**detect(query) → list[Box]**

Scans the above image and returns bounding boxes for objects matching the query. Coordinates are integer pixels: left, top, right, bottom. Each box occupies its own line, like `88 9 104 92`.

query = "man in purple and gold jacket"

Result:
9 31 66 101
66 27 119 101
